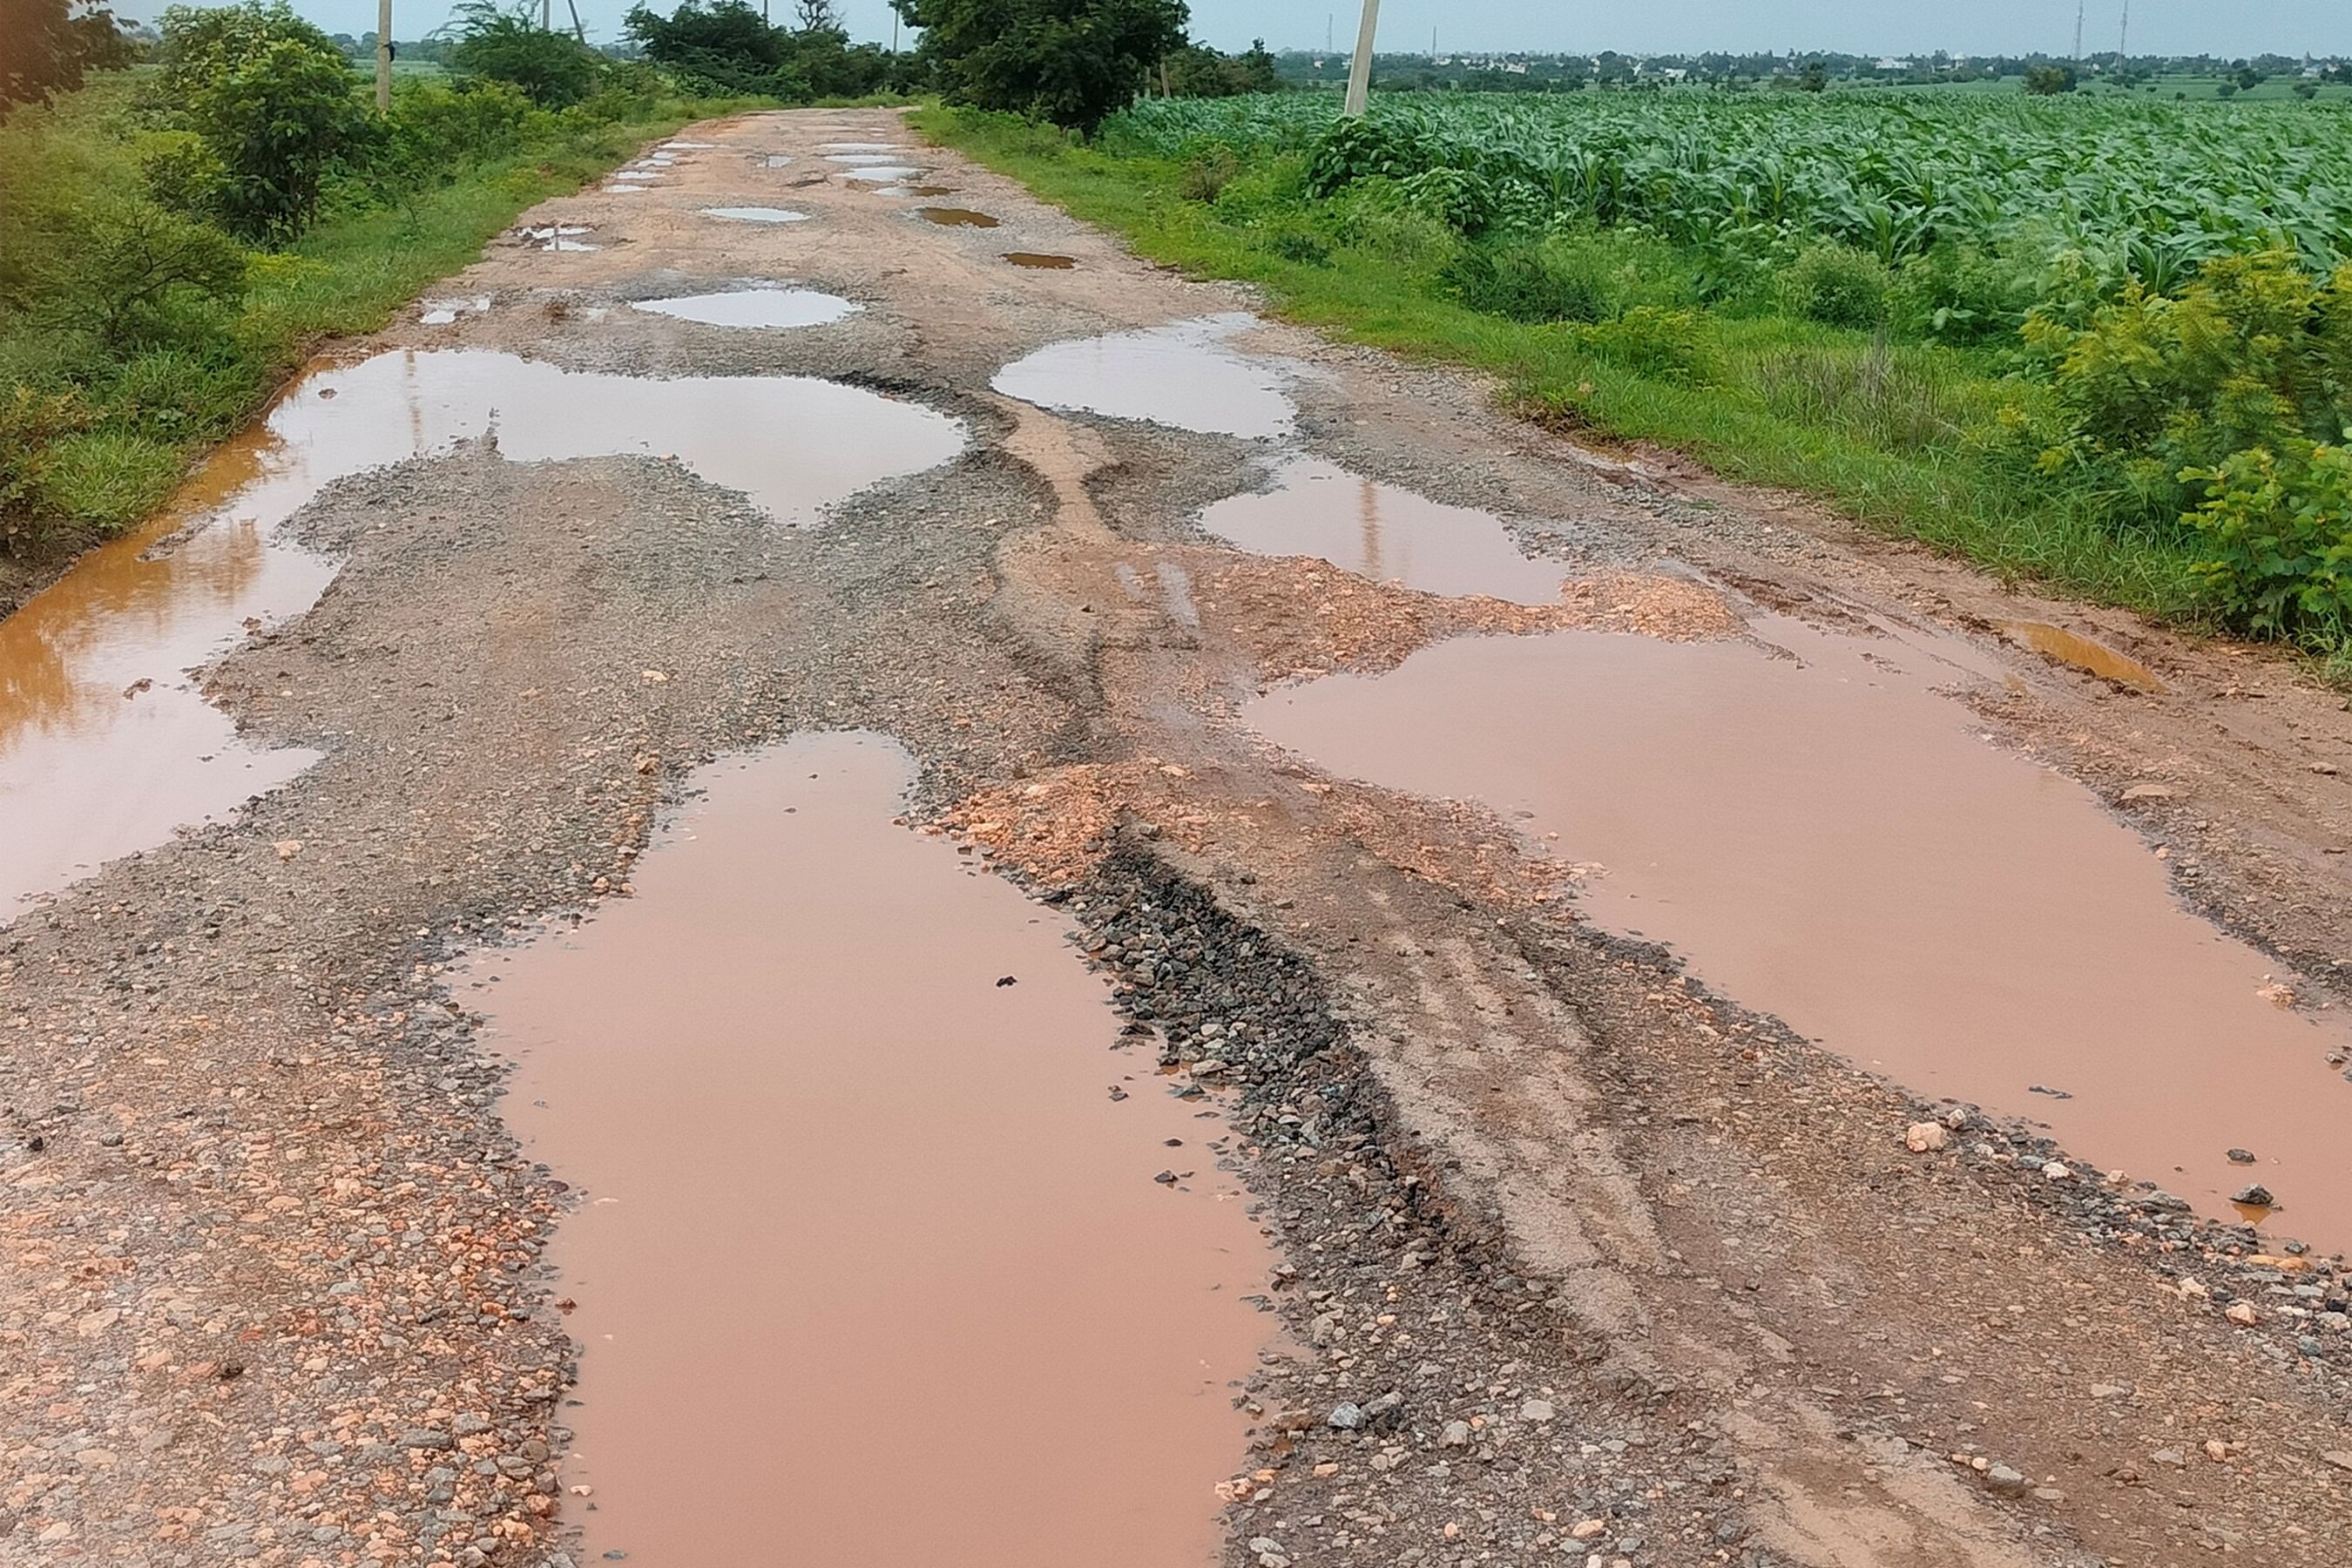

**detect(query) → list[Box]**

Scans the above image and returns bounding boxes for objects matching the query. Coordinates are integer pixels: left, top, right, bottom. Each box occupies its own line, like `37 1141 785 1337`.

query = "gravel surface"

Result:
4 108 2349 1568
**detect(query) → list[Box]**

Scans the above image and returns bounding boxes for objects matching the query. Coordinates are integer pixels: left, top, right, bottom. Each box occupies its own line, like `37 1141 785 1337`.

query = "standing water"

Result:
1248 620 2352 1251
474 733 1271 1565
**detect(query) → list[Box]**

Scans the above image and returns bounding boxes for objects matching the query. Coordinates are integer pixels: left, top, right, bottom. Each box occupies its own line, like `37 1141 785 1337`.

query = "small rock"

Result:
2041 1160 2072 1180
2231 1184 2274 1206
1570 1519 1608 1542
2225 1301 2260 1327
1983 1463 2029 1497
1904 1122 1949 1153
1437 1420 1472 1449
2322 1450 2352 1472
1327 1402 1364 1430
2150 1448 2186 1467
2226 1148 2256 1164
1519 1398 1558 1423
2119 783 2180 801
399 1429 454 1450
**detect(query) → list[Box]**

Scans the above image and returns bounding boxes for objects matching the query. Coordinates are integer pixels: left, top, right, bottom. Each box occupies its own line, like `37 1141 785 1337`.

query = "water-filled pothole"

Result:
630 288 862 328
992 314 1294 439
475 732 1269 1565
842 165 923 183
825 152 910 166
700 206 809 225
1201 456 1569 604
2002 621 2166 693
1246 620 2352 1250
916 206 1000 228
520 225 598 252
1004 251 1076 269
420 294 492 326
0 353 963 913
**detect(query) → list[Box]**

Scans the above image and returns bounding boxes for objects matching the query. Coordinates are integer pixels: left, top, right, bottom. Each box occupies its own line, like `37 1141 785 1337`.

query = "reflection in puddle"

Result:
700 206 809 224
1247 623 2352 1250
826 152 909 166
901 183 955 196
2003 621 2166 693
0 354 963 912
1004 251 1076 269
992 314 1294 439
818 141 904 152
476 733 1268 1567
916 206 999 227
1202 456 1568 604
631 287 861 328
662 139 716 149
521 225 598 252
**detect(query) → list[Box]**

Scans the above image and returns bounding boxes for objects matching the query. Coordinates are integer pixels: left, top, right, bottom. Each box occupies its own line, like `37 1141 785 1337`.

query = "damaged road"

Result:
3 111 2350 1568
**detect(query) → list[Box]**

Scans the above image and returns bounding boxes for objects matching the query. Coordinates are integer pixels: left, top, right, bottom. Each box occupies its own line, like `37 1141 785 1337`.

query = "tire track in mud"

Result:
2 105 2349 1568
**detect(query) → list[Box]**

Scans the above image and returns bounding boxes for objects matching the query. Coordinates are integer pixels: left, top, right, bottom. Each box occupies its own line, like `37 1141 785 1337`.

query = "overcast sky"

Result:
106 0 2352 58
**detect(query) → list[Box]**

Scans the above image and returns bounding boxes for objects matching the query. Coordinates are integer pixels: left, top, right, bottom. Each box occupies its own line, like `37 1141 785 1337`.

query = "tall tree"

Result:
0 0 133 118
891 0 1186 134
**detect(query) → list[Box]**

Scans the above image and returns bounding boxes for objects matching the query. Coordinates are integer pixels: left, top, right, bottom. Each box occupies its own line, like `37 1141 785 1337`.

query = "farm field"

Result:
927 91 2352 663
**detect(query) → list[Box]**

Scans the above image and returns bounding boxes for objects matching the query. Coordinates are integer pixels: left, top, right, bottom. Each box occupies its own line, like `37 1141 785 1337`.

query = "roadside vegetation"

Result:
0 0 762 564
923 91 2352 665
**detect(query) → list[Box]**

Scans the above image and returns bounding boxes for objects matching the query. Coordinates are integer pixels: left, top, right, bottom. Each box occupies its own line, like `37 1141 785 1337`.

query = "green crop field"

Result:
929 91 2352 663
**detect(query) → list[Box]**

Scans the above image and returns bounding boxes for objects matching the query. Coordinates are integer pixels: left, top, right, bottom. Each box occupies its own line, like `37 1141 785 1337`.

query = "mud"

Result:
993 314 1295 439
476 733 1271 1566
1200 455 1571 605
1247 620 2352 1248
2001 619 2168 693
629 287 861 328
1004 251 1077 268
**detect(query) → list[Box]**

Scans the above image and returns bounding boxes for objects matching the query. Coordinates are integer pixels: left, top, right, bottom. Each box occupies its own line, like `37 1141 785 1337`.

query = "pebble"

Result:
2230 1183 2274 1206
1904 1121 1949 1153
1519 1397 1558 1423
1327 1402 1364 1430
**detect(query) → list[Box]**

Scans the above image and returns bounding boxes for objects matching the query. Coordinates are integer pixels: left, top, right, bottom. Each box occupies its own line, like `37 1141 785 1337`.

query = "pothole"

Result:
629 287 862 328
1004 252 1076 269
700 206 810 225
471 732 1271 1565
992 314 1294 439
916 206 1000 228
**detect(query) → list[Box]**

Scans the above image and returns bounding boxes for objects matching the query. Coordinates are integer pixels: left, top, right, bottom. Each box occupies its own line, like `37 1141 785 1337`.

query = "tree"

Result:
891 0 1187 134
0 0 133 118
625 0 889 98
1165 37 1276 98
2024 64 2078 95
154 0 340 98
1797 58 1829 92
794 0 839 31
177 29 376 241
448 0 604 107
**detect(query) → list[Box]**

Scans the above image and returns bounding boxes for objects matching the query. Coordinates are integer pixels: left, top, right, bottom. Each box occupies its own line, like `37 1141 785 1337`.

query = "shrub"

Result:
26 196 247 348
167 16 377 242
2182 441 2352 646
1442 237 1612 323
1572 306 1711 383
1178 145 1239 202
0 385 94 552
1782 243 1890 328
1396 166 1497 235
1302 115 1413 197
449 1 606 109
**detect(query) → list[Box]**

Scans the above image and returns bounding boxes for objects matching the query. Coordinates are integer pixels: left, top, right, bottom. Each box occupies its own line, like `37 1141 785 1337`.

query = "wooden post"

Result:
375 0 392 112
1343 0 1380 117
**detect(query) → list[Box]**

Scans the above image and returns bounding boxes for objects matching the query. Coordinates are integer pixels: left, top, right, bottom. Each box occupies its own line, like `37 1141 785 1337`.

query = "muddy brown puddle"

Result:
1248 622 2352 1251
0 351 963 914
1203 456 1570 604
993 314 1294 439
1004 251 1076 268
475 732 1271 1565
916 206 1000 227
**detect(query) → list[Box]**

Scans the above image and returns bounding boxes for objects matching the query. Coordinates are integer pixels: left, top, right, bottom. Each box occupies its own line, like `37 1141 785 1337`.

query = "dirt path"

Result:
3 109 2350 1568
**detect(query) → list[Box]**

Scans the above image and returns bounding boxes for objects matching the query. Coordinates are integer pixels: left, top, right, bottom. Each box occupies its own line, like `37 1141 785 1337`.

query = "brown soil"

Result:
3 107 2349 1568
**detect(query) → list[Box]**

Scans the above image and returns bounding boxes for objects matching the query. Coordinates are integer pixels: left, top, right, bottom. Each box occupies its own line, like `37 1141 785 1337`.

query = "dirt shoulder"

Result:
3 107 2349 1568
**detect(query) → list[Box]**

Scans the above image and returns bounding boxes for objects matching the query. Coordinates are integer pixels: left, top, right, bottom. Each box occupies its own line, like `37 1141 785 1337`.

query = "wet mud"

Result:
1249 621 2352 1249
476 733 1271 1567
1201 455 1571 605
993 314 1294 439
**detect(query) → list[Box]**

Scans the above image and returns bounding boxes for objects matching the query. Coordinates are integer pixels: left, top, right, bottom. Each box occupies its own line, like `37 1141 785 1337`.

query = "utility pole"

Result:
565 0 585 44
2118 0 2129 68
1342 0 1380 116
375 0 391 112
2072 0 2084 62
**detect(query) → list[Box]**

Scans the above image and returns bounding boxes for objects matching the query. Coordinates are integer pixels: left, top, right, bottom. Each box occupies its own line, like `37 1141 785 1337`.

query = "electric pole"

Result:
375 0 391 112
2072 0 2084 62
1343 0 1380 117
565 0 585 44
2118 0 2129 68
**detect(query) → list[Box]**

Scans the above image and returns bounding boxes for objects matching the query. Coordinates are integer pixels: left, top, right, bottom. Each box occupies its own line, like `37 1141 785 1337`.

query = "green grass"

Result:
912 105 2207 621
1 71 767 554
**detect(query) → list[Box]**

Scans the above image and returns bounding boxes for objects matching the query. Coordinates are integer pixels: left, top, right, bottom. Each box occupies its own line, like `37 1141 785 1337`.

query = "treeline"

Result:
0 0 745 557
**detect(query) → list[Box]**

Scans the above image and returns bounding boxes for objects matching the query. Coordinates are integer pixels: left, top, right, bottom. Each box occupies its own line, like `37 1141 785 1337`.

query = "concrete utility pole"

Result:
1342 0 1380 117
375 0 391 112
2118 0 2129 66
566 0 585 44
2072 0 2085 62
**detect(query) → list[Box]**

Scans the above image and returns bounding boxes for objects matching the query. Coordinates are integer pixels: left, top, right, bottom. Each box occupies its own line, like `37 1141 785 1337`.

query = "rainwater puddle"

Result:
661 139 716 150
521 225 598 252
699 206 808 225
1202 456 1568 604
1004 251 1076 268
1247 622 2352 1250
916 206 999 228
475 732 1269 1566
825 152 909 166
842 165 923 183
900 183 955 196
2003 620 2166 693
992 314 1294 439
419 294 491 326
0 354 963 912
601 184 652 193
629 287 861 328
818 141 903 152
761 153 793 167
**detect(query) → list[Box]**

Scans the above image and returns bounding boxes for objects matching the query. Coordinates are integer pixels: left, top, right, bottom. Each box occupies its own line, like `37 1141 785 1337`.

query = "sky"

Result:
103 0 2352 59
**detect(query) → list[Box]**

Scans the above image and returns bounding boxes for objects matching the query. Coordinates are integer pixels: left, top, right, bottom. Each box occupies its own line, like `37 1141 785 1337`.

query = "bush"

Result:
2182 441 2352 645
26 197 247 348
1396 166 1497 235
0 386 94 551
1782 243 1890 328
449 2 606 109
1443 237 1613 323
1302 115 1414 197
1178 145 1239 201
1892 242 2043 343
1571 306 1711 383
